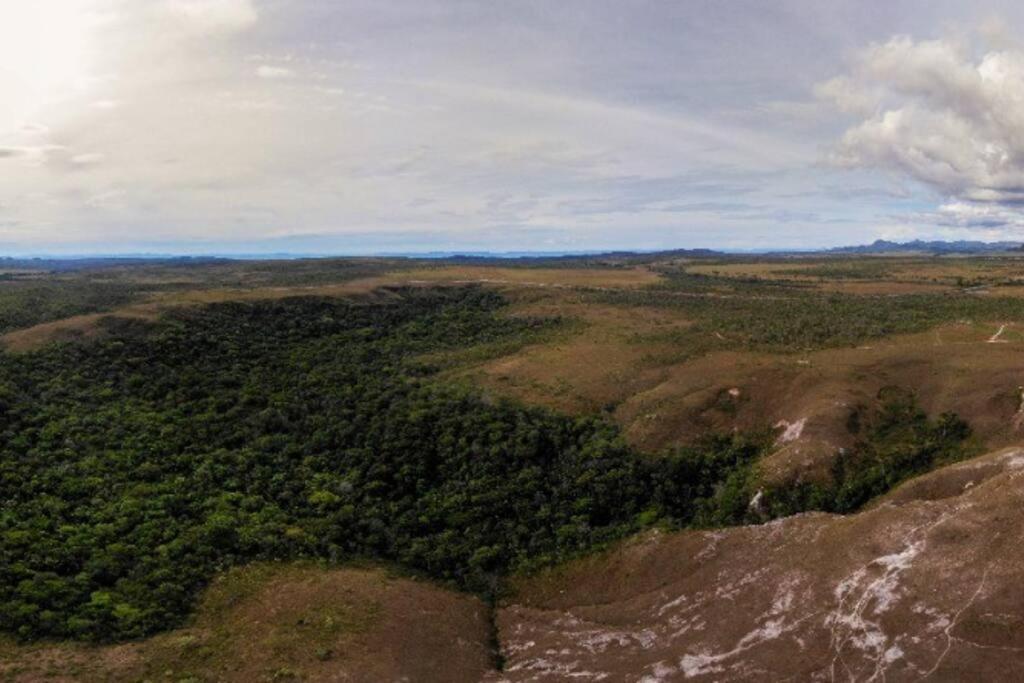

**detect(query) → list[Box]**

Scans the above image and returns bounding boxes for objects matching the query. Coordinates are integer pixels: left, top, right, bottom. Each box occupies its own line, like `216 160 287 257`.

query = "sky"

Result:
6 1 1024 254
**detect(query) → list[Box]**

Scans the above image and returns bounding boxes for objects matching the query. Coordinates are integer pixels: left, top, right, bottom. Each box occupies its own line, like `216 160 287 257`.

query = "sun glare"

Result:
0 0 98 125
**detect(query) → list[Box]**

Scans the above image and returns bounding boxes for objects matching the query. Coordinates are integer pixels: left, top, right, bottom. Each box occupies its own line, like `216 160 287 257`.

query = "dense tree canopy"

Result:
0 288 653 640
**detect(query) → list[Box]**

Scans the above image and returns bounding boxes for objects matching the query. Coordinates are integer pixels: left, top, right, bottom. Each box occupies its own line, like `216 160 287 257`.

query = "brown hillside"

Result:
494 446 1024 681
0 565 493 683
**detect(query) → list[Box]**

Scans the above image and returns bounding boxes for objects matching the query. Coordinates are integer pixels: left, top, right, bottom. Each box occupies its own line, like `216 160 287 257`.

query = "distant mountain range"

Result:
0 255 231 272
826 239 1024 254
3 242 1024 264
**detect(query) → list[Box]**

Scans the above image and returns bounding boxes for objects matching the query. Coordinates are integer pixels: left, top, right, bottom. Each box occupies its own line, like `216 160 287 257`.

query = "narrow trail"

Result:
988 324 1008 343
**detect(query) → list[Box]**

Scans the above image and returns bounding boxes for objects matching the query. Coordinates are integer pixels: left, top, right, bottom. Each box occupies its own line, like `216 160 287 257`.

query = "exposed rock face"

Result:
492 447 1024 681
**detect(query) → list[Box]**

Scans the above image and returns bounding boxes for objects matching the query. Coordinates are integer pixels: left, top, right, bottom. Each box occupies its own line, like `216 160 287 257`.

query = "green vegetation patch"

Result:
0 280 140 334
0 288 648 642
0 286 976 644
0 257 405 335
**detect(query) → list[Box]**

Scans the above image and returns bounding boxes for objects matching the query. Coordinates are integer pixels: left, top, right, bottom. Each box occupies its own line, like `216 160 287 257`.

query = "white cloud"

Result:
935 201 1022 227
164 0 257 33
11 1 1011 253
0 144 66 164
821 32 1024 217
898 201 1024 233
70 152 105 166
256 65 294 79
85 189 127 208
814 76 877 115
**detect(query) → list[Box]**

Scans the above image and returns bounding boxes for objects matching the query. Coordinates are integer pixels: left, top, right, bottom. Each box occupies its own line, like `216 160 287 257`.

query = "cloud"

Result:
4 1 985 253
0 145 66 163
70 152 105 166
820 32 1024 221
85 189 127 208
256 65 294 79
164 0 257 33
903 201 1024 229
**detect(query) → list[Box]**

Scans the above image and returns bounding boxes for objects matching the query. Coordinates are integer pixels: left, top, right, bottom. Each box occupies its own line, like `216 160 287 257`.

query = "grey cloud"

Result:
657 202 762 214
900 201 1024 229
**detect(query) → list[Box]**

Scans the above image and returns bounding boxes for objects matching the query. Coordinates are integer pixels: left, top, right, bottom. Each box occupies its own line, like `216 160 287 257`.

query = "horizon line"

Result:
1 238 1022 261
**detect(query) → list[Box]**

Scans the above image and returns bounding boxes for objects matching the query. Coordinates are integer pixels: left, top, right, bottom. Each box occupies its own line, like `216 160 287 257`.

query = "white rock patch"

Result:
774 417 807 444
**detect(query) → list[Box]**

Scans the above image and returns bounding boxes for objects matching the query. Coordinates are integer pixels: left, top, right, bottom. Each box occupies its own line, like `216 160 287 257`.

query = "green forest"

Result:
0 257 401 334
0 287 973 642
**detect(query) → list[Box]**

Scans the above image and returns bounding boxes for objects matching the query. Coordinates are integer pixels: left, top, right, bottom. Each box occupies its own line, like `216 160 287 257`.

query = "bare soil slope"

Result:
494 446 1024 681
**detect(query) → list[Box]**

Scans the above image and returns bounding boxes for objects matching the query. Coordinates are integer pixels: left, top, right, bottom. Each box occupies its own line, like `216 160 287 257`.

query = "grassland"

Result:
442 257 1024 459
686 254 1024 289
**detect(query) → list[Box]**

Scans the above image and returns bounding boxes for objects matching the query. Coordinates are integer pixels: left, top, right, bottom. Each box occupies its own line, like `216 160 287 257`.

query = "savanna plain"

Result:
4 252 1024 681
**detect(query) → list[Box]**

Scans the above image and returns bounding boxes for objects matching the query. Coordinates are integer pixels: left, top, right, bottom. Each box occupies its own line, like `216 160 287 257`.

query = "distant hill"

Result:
394 248 723 261
419 248 723 267
0 255 230 272
827 239 1023 254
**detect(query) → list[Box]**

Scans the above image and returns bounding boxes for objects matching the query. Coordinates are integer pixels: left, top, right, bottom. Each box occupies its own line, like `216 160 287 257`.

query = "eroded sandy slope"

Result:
494 446 1024 682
